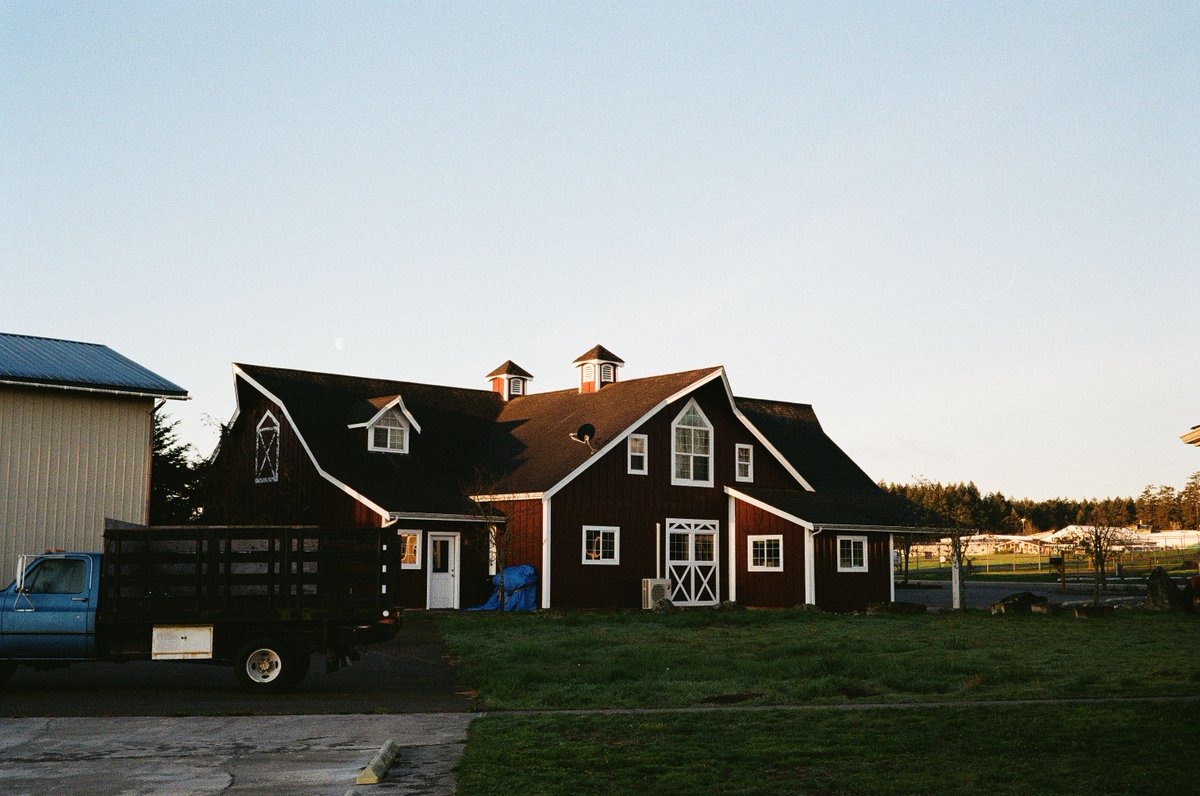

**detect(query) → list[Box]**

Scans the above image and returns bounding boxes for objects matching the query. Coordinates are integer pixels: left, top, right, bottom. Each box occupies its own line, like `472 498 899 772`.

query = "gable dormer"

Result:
573 344 624 394
486 360 534 401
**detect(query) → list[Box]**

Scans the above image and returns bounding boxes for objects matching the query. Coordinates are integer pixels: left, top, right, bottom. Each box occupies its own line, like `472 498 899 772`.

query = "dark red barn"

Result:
205 345 923 611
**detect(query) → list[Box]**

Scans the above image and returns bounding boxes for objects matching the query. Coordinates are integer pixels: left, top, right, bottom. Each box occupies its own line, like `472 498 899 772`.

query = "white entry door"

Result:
666 519 719 606
427 533 460 609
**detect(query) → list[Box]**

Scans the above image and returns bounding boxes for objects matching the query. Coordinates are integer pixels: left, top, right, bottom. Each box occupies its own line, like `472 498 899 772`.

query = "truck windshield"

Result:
23 559 87 594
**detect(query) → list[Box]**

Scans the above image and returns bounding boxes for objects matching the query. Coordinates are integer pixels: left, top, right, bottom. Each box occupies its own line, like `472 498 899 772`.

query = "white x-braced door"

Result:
666 518 719 606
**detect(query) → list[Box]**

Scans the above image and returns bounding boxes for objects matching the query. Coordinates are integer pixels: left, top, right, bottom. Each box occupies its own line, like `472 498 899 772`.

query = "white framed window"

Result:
735 444 754 482
397 530 421 570
671 399 713 487
748 535 783 572
582 526 620 565
368 409 409 453
600 363 615 383
255 411 280 483
627 434 648 475
837 535 869 572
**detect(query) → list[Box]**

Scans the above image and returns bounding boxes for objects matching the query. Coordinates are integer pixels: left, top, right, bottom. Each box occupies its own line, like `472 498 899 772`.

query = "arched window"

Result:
600 363 614 383
671 399 713 487
255 411 280 483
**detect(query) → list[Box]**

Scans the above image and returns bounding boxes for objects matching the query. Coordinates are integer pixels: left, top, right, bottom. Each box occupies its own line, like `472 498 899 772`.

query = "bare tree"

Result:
1065 504 1136 605
463 469 511 612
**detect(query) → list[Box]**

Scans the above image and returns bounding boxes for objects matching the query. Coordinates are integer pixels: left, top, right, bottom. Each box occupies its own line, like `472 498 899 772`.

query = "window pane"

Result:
695 430 709 455
694 534 714 562
400 534 418 565
693 456 709 481
669 533 688 561
675 427 692 454
766 539 780 568
675 454 691 480
630 436 645 455
630 454 645 471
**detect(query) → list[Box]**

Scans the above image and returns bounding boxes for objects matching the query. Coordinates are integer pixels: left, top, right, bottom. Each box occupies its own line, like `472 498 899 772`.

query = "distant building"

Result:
1183 424 1200 447
0 332 187 564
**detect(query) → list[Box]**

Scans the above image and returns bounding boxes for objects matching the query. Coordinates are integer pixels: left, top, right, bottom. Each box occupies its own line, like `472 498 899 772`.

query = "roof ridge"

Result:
236 362 498 397
0 331 105 348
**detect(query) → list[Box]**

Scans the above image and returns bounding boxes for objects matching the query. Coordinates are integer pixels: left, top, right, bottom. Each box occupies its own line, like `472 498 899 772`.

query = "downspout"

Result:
655 522 662 580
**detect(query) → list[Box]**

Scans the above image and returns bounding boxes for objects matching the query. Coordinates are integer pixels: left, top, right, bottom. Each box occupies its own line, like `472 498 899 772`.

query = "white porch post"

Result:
804 528 816 606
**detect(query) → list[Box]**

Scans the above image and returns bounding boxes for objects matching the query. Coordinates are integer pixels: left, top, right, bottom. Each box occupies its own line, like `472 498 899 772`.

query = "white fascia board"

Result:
232 365 391 522
717 372 814 492
813 523 942 535
542 368 727 500
724 486 814 530
346 394 422 434
470 492 545 502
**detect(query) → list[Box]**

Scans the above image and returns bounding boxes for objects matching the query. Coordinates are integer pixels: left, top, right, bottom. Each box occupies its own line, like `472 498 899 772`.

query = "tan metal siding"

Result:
0 386 153 566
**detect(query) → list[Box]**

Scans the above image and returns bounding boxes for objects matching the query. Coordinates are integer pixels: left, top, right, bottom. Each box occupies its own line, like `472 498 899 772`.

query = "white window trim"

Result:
509 378 524 396
671 398 714 488
397 529 422 570
581 525 620 565
367 409 410 454
735 443 754 483
837 535 869 573
747 534 783 572
255 411 280 483
600 363 614 383
627 433 648 475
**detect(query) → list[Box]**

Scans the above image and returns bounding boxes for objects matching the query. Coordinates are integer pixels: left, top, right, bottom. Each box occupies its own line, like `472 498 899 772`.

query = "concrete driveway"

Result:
0 617 475 794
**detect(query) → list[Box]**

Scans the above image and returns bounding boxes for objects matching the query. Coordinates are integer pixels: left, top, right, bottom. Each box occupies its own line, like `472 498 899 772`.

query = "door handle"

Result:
71 597 89 602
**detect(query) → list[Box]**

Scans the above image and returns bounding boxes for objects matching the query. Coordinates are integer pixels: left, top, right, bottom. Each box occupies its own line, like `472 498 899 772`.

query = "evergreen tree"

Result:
149 410 199 524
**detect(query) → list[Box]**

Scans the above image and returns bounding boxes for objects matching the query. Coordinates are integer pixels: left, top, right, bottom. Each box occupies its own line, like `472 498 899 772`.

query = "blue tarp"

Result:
467 564 538 612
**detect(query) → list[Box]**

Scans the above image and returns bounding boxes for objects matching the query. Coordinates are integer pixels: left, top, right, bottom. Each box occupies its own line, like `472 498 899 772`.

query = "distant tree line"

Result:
882 472 1200 534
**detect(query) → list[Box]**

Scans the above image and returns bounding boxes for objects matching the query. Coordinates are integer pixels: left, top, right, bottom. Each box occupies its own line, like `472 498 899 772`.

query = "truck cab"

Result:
0 552 99 660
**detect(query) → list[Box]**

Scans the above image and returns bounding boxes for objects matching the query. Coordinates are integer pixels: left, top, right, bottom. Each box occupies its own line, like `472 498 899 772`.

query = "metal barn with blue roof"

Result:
0 332 187 564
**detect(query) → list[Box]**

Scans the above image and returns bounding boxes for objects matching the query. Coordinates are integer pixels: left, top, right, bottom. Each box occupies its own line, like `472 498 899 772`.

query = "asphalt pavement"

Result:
0 616 474 794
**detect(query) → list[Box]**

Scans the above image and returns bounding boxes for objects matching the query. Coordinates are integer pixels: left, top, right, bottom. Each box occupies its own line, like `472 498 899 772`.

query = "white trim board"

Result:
346 394 423 434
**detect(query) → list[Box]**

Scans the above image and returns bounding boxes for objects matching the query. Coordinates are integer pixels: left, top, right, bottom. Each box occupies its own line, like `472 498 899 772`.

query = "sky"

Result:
2 2 1197 502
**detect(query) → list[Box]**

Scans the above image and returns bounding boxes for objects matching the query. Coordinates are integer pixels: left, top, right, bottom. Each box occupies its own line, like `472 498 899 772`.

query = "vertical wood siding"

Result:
549 380 802 608
812 532 891 612
733 500 806 607
488 499 542 571
0 386 153 566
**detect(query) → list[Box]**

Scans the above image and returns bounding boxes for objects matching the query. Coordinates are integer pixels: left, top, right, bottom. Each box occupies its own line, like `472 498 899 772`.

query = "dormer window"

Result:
671 399 713 487
368 410 409 454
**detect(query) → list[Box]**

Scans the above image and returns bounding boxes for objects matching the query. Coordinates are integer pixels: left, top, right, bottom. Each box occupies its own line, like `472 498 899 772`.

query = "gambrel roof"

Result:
0 332 187 399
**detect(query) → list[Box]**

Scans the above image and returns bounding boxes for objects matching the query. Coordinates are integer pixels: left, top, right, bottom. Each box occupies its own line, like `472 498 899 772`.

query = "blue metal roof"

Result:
0 333 187 398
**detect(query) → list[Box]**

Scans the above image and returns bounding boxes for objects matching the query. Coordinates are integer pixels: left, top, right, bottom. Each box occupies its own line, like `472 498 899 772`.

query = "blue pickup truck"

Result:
0 526 400 690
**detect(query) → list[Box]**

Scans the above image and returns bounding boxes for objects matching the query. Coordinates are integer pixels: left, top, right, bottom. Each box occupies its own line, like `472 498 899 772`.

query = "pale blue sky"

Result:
3 2 1197 500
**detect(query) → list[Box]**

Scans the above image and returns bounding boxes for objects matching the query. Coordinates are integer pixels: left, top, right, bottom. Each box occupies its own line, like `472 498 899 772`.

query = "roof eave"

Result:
0 377 189 400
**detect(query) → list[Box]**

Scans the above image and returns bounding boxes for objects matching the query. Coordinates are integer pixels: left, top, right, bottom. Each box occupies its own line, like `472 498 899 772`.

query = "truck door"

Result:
0 556 94 659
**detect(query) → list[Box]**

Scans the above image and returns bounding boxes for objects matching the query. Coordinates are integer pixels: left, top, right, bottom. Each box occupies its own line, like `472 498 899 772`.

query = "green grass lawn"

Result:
457 702 1200 795
435 609 1200 711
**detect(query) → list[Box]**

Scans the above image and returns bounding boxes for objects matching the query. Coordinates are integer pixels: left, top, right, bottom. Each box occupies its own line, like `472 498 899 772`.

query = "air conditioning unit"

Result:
642 578 671 609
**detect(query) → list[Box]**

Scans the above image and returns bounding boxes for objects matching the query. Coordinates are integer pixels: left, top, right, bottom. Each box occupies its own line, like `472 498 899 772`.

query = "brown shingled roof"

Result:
477 367 722 494
572 344 624 364
485 360 533 379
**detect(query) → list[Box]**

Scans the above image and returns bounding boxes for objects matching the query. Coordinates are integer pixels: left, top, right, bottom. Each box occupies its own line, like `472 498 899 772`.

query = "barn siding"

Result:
812 532 891 612
732 500 807 608
548 379 803 609
0 385 153 565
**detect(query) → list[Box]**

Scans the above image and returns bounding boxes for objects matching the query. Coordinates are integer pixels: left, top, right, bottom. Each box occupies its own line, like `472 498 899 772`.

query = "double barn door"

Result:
666 519 719 606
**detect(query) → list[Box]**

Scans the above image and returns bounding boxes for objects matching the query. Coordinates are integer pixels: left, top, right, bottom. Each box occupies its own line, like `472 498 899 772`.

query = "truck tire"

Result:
234 640 300 691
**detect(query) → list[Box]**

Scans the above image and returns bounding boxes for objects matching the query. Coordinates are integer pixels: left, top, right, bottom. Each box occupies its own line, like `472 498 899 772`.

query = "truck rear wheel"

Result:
234 640 302 691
